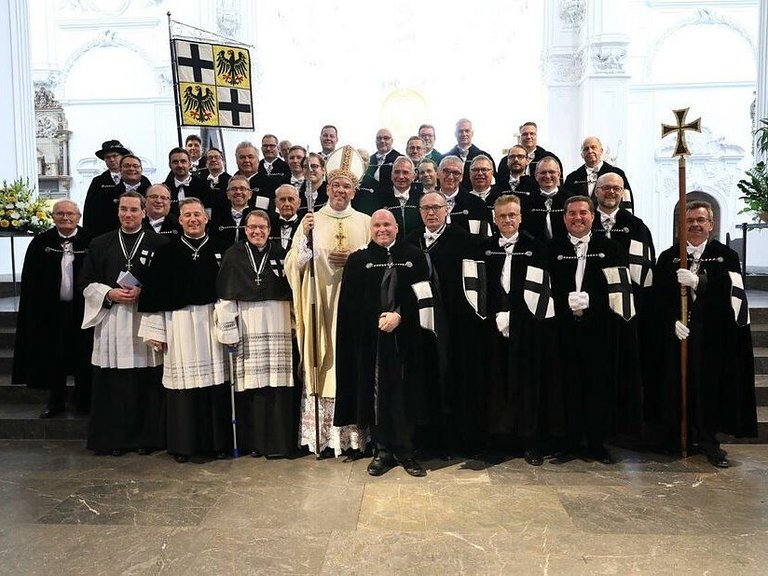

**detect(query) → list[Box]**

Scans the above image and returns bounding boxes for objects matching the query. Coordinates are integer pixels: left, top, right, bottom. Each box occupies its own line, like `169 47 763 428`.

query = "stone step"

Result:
751 307 768 324
0 403 88 440
756 348 768 374
757 375 768 405
753 324 768 347
721 406 768 445
0 311 17 330
0 326 15 348
0 374 60 403
0 347 11 374
746 275 768 292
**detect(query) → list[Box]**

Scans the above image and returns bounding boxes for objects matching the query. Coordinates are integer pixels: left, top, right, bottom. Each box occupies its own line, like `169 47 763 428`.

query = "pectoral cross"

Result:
255 274 262 286
334 221 347 251
125 261 132 271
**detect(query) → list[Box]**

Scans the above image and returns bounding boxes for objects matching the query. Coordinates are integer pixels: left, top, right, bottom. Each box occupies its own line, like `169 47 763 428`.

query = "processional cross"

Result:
660 107 701 458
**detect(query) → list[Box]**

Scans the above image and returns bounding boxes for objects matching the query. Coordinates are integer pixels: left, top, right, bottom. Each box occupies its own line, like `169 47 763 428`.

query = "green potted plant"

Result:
738 118 768 222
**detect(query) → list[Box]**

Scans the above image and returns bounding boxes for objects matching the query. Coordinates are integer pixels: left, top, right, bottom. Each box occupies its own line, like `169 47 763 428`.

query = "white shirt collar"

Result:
569 232 591 245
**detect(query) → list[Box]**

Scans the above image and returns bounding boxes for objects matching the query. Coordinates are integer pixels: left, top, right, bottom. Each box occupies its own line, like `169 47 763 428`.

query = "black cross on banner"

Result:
218 88 252 127
523 268 553 320
176 42 214 83
605 266 634 320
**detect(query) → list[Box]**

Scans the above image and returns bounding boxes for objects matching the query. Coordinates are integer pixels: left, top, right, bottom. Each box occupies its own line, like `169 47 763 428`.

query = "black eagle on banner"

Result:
183 86 216 122
216 49 248 86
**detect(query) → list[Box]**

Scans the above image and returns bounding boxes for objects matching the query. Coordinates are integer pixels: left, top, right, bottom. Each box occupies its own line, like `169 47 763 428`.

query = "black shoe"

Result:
524 449 543 466
249 450 263 458
137 447 152 456
367 455 396 476
551 448 575 463
174 455 189 463
39 405 65 419
343 448 365 462
111 449 124 457
216 451 229 460
704 449 729 468
400 457 427 477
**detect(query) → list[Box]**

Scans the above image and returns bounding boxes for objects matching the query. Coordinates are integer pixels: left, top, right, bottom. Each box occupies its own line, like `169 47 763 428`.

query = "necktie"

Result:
544 196 553 239
574 240 587 291
424 231 438 246
509 177 520 190
499 238 516 294
112 174 120 184
124 183 139 192
602 216 614 238
60 240 74 301
265 162 272 175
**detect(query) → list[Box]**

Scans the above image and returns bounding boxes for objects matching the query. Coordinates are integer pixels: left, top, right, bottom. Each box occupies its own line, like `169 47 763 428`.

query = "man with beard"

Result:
13 200 93 418
565 136 634 212
79 192 168 456
548 196 640 464
407 191 488 457
285 145 371 457
483 195 564 465
335 210 432 477
138 198 231 463
652 200 757 467
163 148 210 216
494 144 538 199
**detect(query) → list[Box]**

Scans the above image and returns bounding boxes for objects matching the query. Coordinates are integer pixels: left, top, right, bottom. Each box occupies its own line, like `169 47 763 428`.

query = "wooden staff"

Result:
303 153 322 458
661 108 701 458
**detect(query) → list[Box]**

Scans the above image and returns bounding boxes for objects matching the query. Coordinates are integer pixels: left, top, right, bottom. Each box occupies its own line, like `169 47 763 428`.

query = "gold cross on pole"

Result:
661 108 701 157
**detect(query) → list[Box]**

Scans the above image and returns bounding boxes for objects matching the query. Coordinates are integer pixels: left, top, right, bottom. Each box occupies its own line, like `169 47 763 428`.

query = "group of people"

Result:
12 117 757 476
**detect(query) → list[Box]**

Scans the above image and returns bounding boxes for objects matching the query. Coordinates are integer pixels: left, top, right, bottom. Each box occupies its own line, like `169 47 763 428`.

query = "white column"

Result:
0 0 36 182
756 0 768 161
0 0 36 280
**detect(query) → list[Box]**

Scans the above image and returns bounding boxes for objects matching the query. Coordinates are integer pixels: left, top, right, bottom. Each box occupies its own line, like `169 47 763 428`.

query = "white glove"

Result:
674 320 690 341
296 234 313 268
567 291 590 312
676 268 699 289
495 311 510 338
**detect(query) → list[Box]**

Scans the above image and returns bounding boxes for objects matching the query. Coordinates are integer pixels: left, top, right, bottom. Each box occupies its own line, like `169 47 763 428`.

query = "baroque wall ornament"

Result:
559 0 586 32
590 46 627 75
217 0 241 38
542 47 586 85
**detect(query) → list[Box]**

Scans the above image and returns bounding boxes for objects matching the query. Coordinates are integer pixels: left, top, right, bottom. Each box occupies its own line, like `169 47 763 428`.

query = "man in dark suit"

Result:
520 157 570 243
83 140 129 236
516 121 563 179
442 118 496 191
184 134 204 173
162 148 210 215
418 124 442 164
254 134 291 200
380 156 424 238
143 184 180 236
270 184 301 250
366 128 401 185
564 136 634 212
209 175 252 246
438 155 492 238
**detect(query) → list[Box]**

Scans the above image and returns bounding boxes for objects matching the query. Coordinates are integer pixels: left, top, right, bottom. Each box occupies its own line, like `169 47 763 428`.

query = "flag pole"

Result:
661 108 701 458
167 12 183 147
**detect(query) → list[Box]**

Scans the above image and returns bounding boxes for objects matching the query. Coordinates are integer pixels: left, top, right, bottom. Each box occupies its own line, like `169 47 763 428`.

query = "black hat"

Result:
95 140 131 159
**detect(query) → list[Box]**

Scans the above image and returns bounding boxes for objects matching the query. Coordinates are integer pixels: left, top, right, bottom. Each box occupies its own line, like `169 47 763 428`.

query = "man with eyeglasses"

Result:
209 175 253 246
493 145 538 200
377 156 424 238
482 194 564 466
652 200 757 468
514 121 563 181
13 200 93 419
565 136 634 212
521 156 568 243
366 128 401 185
79 191 168 457
233 141 271 212
254 134 291 200
443 118 495 191
407 191 488 458
85 153 151 238
418 124 442 164
143 184 180 236
468 154 501 209
436 155 492 238
298 152 329 210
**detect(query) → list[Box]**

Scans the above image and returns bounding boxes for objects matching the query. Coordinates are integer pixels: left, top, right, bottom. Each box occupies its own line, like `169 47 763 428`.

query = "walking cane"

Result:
227 345 240 458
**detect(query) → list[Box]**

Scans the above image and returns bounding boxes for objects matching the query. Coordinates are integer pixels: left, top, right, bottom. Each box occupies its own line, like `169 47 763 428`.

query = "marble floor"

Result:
0 442 766 575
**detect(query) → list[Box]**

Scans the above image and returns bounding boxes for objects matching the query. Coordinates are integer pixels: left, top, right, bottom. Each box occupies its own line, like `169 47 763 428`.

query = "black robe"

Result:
217 240 296 456
443 144 496 191
407 224 489 454
520 189 571 243
549 233 642 446
233 171 275 213
143 213 181 237
82 176 151 238
202 171 233 221
564 162 634 212
12 227 93 409
651 240 757 442
162 173 212 215
378 184 425 239
269 214 301 251
334 240 430 454
366 149 402 188
209 207 252 247
482 232 565 443
253 158 291 199
446 190 493 239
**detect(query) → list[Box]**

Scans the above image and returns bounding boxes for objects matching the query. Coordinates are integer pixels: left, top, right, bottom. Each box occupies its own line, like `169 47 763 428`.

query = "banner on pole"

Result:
173 40 253 129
